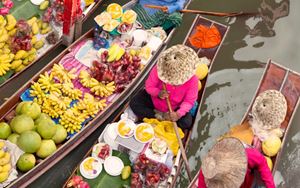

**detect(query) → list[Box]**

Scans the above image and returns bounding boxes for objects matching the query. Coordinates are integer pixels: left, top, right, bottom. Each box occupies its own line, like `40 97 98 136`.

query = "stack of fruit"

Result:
131 154 171 188
28 64 109 134
0 14 51 76
0 101 68 173
0 141 11 183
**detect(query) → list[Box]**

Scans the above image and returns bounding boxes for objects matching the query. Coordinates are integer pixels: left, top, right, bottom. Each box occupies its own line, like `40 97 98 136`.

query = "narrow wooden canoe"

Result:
187 60 300 187
62 15 229 188
0 1 193 187
166 15 230 187
0 0 105 89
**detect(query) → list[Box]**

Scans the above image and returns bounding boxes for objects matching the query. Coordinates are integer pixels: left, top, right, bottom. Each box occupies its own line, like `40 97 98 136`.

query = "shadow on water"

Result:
173 0 300 187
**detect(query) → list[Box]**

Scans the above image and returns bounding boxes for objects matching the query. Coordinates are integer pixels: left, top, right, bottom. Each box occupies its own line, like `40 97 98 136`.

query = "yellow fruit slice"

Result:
103 20 120 32
107 3 123 19
122 10 137 24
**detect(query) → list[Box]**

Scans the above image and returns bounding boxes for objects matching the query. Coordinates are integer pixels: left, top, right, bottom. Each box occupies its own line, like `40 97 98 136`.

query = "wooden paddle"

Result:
145 4 256 17
163 84 193 182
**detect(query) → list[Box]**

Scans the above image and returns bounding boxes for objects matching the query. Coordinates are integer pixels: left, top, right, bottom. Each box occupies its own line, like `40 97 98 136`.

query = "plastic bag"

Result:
143 118 184 156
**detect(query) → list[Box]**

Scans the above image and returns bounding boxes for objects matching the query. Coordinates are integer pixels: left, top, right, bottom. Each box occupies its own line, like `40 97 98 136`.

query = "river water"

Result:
170 0 300 187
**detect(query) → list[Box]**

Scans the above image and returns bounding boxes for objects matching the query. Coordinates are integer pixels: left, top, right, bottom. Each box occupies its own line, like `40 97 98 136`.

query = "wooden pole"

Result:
163 84 193 182
144 4 256 17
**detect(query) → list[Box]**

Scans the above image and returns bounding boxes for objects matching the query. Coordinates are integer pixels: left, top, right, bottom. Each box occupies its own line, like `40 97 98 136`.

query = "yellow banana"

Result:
0 153 10 165
0 171 9 183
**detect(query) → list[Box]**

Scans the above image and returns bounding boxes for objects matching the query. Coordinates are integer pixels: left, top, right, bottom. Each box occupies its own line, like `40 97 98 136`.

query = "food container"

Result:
92 143 112 163
80 157 102 179
104 156 124 176
131 29 148 47
102 123 119 150
134 123 154 143
117 119 135 138
146 35 163 52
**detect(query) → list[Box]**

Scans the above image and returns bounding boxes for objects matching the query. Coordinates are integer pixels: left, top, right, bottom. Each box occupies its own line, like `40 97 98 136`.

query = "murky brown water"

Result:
170 0 300 187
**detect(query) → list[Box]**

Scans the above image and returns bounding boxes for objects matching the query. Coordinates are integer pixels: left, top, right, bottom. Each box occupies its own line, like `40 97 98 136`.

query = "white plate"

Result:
116 119 136 138
104 156 124 176
80 157 102 179
31 0 44 5
134 123 154 144
92 143 112 163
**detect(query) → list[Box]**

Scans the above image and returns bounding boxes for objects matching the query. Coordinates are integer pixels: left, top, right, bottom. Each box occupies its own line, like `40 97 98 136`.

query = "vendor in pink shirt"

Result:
197 137 275 188
130 45 199 130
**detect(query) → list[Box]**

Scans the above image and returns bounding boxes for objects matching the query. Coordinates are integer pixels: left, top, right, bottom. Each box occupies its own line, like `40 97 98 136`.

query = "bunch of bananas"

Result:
11 49 37 72
74 93 107 118
90 81 115 98
59 109 85 134
79 70 98 87
79 70 116 97
0 54 13 76
37 72 62 94
30 82 47 105
27 16 52 37
0 15 41 75
51 64 76 83
44 93 72 116
0 142 11 183
41 101 60 118
61 82 82 100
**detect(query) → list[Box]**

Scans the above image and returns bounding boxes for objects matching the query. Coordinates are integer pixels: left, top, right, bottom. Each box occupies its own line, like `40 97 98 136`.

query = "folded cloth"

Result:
132 3 182 30
189 25 222 49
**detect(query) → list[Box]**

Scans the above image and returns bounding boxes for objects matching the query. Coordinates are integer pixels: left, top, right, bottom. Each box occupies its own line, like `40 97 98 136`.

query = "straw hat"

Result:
157 44 199 85
201 137 247 188
251 90 287 130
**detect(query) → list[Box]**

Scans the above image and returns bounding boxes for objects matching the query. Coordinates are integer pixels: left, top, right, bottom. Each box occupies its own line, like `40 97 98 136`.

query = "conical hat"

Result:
202 138 247 188
252 90 287 130
157 45 199 85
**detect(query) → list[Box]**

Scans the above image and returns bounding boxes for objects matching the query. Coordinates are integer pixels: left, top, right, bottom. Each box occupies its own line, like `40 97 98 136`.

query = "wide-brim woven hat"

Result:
157 44 199 85
201 137 247 188
252 90 287 130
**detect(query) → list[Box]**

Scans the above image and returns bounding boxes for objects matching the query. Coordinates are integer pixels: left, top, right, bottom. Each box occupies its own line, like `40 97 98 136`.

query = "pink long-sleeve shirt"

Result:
145 65 198 117
198 148 276 188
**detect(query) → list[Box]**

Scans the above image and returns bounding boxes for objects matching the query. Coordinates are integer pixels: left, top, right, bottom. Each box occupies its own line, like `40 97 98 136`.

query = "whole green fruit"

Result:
17 102 41 120
7 133 20 144
10 115 34 134
36 140 57 159
0 122 11 139
36 119 56 139
51 125 67 144
17 153 36 172
17 131 41 153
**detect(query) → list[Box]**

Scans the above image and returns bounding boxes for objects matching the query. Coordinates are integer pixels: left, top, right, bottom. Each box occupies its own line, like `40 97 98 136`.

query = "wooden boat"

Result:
62 15 229 188
0 1 194 187
187 60 300 187
0 0 105 89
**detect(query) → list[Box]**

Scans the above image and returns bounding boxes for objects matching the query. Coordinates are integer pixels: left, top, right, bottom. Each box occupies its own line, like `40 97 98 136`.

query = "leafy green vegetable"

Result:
77 150 132 188
10 0 45 20
0 70 15 85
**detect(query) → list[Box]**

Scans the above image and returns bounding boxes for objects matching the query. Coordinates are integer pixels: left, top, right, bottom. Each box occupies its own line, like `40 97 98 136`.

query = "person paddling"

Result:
197 137 275 188
130 44 199 130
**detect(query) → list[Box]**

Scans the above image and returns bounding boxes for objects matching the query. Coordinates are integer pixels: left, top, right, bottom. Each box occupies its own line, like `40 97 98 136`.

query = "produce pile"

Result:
0 141 11 183
0 13 52 77
0 101 68 175
28 64 108 134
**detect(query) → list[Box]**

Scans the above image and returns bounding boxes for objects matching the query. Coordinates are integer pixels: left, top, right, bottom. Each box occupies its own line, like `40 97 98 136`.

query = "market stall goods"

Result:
64 15 229 188
0 1 175 186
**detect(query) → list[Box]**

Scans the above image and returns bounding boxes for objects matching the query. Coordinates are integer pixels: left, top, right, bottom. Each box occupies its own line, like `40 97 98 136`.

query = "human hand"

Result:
158 90 169 99
168 111 181 122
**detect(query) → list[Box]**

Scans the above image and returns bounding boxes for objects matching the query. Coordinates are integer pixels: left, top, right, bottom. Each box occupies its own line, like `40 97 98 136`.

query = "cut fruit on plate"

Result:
103 20 120 32
80 157 102 179
117 120 135 138
107 3 123 19
122 10 137 24
104 156 124 176
134 123 154 143
94 12 112 27
151 138 168 155
92 143 112 162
